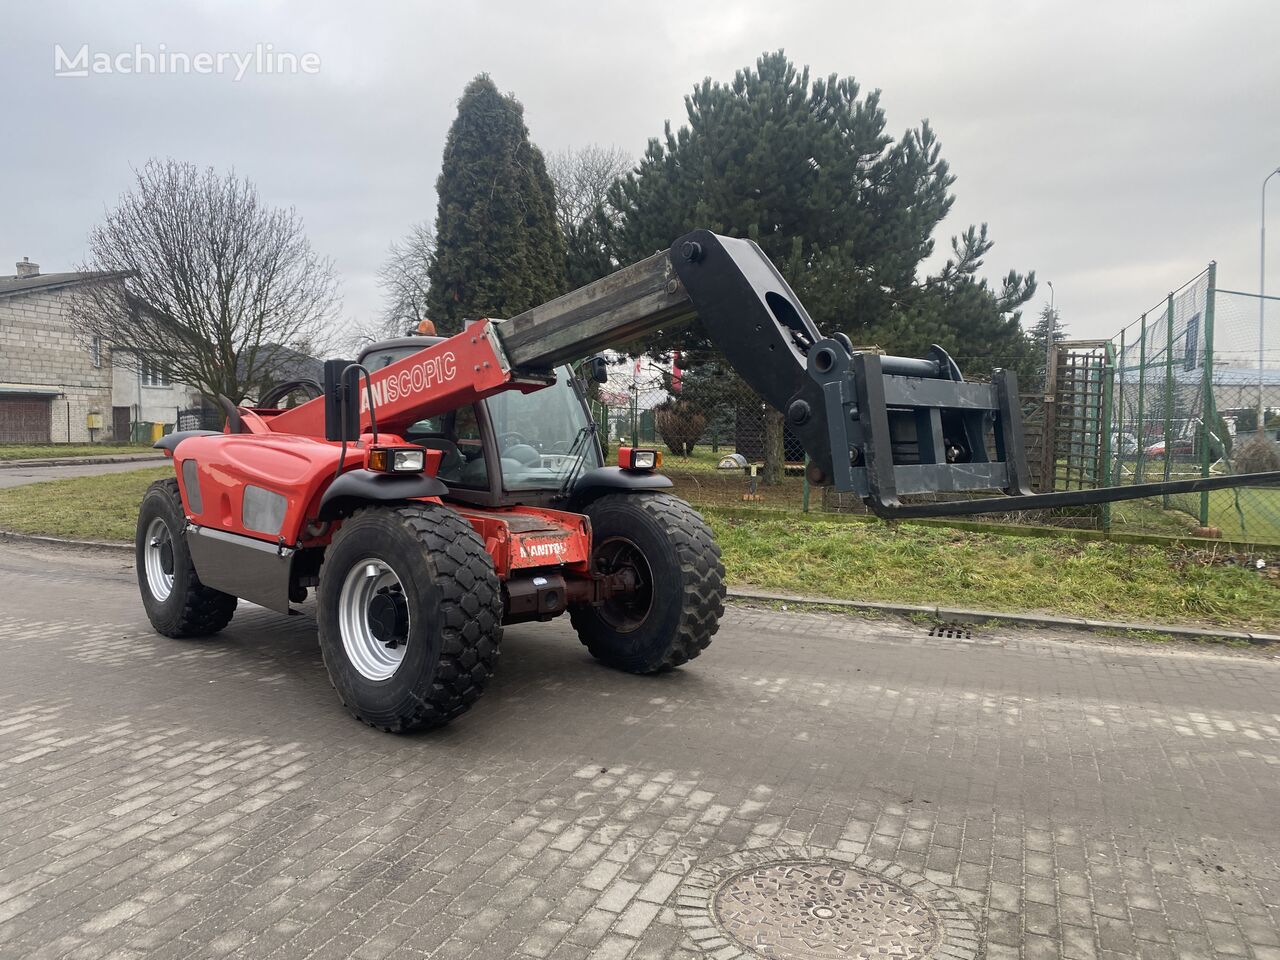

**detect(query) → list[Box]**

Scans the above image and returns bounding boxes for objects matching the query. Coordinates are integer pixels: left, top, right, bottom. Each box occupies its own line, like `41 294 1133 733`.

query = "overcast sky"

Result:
3 0 1278 348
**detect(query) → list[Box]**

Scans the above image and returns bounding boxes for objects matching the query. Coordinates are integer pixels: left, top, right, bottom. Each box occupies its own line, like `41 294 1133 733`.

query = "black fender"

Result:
153 430 221 453
569 466 673 508
317 469 449 520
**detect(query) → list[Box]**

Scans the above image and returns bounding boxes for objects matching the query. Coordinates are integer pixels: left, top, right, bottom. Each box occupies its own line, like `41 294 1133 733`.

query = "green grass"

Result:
705 511 1280 631
1108 491 1280 544
0 466 1274 631
0 443 153 461
0 467 169 541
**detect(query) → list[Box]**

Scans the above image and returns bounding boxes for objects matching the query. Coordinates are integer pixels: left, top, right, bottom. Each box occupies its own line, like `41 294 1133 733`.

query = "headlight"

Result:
392 449 425 472
368 447 425 473
619 447 662 470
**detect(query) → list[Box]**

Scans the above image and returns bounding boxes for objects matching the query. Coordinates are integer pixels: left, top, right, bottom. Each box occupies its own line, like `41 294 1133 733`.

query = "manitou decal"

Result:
520 539 568 561
361 352 457 413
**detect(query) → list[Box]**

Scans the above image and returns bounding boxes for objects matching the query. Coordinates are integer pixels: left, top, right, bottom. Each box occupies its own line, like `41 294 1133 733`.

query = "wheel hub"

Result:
337 559 411 680
593 536 654 632
143 517 176 602
368 589 409 647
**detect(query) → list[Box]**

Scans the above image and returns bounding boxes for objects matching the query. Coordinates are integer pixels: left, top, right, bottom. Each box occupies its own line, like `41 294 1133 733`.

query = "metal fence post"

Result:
1135 313 1147 483
1116 327 1126 485
1040 342 1059 491
802 454 811 513
1199 262 1217 526
1163 293 1175 507
1101 341 1115 531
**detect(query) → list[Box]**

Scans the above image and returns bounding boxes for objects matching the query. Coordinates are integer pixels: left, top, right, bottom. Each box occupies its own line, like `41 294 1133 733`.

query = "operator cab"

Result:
358 335 605 507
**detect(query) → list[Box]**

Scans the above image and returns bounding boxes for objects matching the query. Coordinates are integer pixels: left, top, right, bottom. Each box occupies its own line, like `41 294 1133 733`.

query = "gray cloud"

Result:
3 0 1278 347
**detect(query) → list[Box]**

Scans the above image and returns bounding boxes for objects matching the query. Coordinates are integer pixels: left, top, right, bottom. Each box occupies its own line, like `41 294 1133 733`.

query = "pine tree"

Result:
426 75 566 334
607 50 1036 372
605 52 1037 481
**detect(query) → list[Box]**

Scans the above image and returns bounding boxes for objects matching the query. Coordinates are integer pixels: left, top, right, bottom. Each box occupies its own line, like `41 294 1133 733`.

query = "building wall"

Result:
0 287 113 442
110 355 203 430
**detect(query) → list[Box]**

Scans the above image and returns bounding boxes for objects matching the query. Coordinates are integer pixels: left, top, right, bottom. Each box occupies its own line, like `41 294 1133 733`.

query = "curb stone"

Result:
726 586 1280 645
0 454 165 469
0 530 133 554
0 527 1272 645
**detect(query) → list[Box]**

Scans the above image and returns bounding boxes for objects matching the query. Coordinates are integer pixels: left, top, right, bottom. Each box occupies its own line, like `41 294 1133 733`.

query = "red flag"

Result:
672 350 683 394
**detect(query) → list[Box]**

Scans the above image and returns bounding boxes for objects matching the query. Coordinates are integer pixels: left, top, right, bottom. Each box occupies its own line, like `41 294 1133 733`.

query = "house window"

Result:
90 337 102 368
141 355 171 388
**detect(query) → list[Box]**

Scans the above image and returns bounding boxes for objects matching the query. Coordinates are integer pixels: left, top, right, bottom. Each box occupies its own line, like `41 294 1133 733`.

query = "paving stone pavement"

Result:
0 541 1277 960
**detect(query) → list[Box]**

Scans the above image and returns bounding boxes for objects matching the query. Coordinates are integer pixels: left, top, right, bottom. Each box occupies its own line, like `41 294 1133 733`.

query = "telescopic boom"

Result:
283 229 1280 516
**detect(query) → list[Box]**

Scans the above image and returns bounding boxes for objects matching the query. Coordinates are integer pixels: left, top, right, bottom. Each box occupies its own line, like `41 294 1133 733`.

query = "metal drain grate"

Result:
928 621 972 639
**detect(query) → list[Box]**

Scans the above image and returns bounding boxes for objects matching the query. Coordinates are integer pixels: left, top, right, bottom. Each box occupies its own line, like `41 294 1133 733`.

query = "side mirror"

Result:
589 355 608 384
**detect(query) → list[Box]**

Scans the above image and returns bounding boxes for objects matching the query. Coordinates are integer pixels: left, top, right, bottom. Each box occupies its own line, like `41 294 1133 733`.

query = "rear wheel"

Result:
570 493 725 673
316 503 502 733
136 479 237 637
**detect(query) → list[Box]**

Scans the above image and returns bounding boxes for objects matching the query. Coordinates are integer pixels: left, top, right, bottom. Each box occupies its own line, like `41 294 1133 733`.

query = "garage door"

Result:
0 397 52 442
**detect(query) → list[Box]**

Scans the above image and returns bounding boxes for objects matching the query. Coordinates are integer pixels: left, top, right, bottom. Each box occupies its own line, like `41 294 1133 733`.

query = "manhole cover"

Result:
677 846 977 960
715 861 937 958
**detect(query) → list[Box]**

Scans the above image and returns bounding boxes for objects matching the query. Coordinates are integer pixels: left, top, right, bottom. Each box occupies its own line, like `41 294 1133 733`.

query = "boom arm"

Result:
267 229 1280 514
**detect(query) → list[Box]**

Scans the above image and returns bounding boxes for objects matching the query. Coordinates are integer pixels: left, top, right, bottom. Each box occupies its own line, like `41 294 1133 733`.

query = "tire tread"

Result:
570 493 725 673
140 479 237 638
329 504 502 733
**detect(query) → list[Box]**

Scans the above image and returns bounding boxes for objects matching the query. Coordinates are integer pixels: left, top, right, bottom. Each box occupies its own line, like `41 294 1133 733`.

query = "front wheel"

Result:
316 504 502 733
570 493 726 673
136 479 237 638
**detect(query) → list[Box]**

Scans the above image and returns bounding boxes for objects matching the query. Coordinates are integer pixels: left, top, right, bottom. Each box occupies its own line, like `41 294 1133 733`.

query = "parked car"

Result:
1143 438 1194 457
1113 432 1139 456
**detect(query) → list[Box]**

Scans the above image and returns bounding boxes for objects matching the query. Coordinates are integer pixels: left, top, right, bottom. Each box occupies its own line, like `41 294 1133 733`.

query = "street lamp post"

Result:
1261 167 1280 436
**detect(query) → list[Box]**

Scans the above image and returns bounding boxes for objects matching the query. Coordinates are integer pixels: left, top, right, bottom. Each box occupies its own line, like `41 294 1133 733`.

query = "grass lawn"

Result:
706 511 1278 630
0 467 170 541
0 443 154 461
0 466 1274 630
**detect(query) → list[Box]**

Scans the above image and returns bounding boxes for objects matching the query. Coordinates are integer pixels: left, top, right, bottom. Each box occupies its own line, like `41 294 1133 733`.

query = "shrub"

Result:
1234 436 1280 474
654 399 706 456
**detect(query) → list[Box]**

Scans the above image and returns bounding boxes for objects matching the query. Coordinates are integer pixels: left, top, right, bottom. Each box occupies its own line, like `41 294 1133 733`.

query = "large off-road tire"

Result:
570 493 726 674
136 478 238 638
316 503 502 733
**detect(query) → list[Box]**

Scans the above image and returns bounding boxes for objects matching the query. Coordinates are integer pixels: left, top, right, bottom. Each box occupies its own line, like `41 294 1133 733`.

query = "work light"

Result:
368 447 426 474
618 447 661 471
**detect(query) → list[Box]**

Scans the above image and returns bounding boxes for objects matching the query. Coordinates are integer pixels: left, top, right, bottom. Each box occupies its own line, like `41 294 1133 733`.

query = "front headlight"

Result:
368 446 426 473
392 449 425 473
619 447 661 470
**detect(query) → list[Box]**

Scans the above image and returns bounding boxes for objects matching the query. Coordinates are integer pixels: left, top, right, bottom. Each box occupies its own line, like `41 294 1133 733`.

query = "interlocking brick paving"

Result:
0 542 1277 959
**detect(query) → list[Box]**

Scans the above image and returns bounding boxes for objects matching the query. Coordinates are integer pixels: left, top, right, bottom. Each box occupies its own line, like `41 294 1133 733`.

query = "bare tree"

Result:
547 145 631 288
70 158 339 403
372 221 435 340
547 144 631 237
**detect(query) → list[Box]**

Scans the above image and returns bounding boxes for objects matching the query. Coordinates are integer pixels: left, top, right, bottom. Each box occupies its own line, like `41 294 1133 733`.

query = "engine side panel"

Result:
171 433 347 545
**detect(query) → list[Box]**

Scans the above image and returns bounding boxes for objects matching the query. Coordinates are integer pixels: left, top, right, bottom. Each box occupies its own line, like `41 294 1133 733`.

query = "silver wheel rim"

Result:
144 517 175 602
338 559 410 681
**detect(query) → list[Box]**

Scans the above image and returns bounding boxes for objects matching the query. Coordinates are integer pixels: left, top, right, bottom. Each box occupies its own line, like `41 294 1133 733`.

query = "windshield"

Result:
357 341 601 493
486 373 602 491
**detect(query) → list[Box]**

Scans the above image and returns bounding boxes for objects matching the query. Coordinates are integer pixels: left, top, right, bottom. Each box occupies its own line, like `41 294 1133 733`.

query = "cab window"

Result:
403 406 489 488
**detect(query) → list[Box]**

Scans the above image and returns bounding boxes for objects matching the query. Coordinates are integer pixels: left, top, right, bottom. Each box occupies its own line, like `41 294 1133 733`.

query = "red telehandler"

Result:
136 230 1280 732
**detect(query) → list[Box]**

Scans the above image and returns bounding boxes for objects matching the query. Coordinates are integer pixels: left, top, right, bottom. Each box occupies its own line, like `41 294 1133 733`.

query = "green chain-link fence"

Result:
585 270 1279 542
1106 264 1280 542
